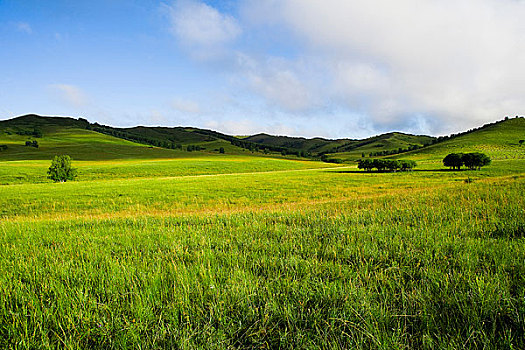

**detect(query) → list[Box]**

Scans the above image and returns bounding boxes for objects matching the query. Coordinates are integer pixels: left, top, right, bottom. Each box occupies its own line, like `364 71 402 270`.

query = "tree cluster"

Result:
230 138 309 157
0 145 7 151
186 145 204 152
368 144 425 157
443 152 491 170
357 159 417 172
25 140 39 148
92 126 183 150
16 128 42 138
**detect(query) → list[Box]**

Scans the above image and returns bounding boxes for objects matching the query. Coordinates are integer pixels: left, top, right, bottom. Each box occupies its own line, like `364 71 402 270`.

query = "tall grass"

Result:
0 177 523 349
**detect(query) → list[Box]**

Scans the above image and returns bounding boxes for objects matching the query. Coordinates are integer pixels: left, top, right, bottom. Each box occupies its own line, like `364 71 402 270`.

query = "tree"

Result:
443 152 490 170
47 155 77 182
219 147 225 154
443 153 464 170
462 152 491 170
519 140 524 146
400 160 417 171
357 159 374 171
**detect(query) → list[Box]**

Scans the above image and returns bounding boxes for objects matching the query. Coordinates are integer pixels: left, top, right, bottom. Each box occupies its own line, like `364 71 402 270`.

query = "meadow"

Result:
0 119 524 349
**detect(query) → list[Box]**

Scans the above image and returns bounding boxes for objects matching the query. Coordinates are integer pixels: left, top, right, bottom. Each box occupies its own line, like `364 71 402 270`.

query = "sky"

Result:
1 0 524 138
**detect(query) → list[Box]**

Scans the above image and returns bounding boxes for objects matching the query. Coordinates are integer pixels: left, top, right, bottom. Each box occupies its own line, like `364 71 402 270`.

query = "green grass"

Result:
0 173 524 348
0 126 335 184
0 116 524 348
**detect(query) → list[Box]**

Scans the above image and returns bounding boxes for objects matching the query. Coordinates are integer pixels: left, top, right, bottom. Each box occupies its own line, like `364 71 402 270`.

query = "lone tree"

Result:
47 155 77 182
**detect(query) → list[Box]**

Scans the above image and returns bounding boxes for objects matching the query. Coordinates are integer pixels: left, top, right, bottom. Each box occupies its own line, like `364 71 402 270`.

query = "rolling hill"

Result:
1 114 523 166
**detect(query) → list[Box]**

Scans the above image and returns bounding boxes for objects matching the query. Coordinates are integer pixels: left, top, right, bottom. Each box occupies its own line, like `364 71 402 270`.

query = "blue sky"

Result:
1 0 524 138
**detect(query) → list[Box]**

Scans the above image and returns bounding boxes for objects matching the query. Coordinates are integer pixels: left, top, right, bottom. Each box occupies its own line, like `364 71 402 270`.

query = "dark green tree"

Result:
357 159 373 171
219 147 225 154
400 160 417 171
462 152 491 170
519 140 524 146
443 153 464 170
47 155 77 182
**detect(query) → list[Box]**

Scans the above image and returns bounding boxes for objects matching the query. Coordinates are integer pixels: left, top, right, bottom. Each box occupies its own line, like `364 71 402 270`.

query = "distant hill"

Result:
1 114 522 163
245 131 434 159
244 133 352 154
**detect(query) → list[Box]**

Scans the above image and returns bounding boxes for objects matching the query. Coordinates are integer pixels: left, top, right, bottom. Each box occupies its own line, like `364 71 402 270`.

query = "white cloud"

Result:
15 22 32 34
49 84 89 108
163 0 241 60
239 0 525 134
234 53 325 113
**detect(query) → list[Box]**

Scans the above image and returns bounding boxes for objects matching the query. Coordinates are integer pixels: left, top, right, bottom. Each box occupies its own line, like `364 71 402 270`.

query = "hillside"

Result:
0 116 183 161
394 117 525 162
321 132 434 162
0 114 266 161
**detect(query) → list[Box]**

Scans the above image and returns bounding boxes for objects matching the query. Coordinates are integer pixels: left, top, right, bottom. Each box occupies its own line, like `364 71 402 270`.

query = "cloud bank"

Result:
168 0 525 136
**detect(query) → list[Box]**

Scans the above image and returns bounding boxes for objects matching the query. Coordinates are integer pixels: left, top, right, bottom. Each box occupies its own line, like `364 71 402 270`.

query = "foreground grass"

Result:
0 169 524 348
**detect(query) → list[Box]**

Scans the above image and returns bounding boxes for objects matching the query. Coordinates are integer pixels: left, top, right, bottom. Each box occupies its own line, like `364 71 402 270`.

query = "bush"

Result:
47 155 78 182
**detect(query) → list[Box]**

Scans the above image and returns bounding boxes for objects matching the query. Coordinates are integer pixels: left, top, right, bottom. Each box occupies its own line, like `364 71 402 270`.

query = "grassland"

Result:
0 126 333 184
0 117 524 349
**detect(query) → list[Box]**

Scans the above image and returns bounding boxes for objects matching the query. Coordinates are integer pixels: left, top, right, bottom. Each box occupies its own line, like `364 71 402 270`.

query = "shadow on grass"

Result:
329 169 469 174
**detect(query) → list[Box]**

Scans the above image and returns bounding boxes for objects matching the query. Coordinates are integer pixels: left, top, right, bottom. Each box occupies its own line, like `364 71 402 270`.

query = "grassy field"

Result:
0 126 333 184
0 118 524 349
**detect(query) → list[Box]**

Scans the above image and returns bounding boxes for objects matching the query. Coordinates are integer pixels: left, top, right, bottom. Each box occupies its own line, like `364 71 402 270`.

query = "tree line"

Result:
443 153 491 170
357 159 417 172
367 144 425 157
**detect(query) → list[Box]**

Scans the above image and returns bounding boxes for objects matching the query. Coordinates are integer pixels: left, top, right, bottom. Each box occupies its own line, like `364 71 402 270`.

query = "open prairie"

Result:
1 118 524 349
